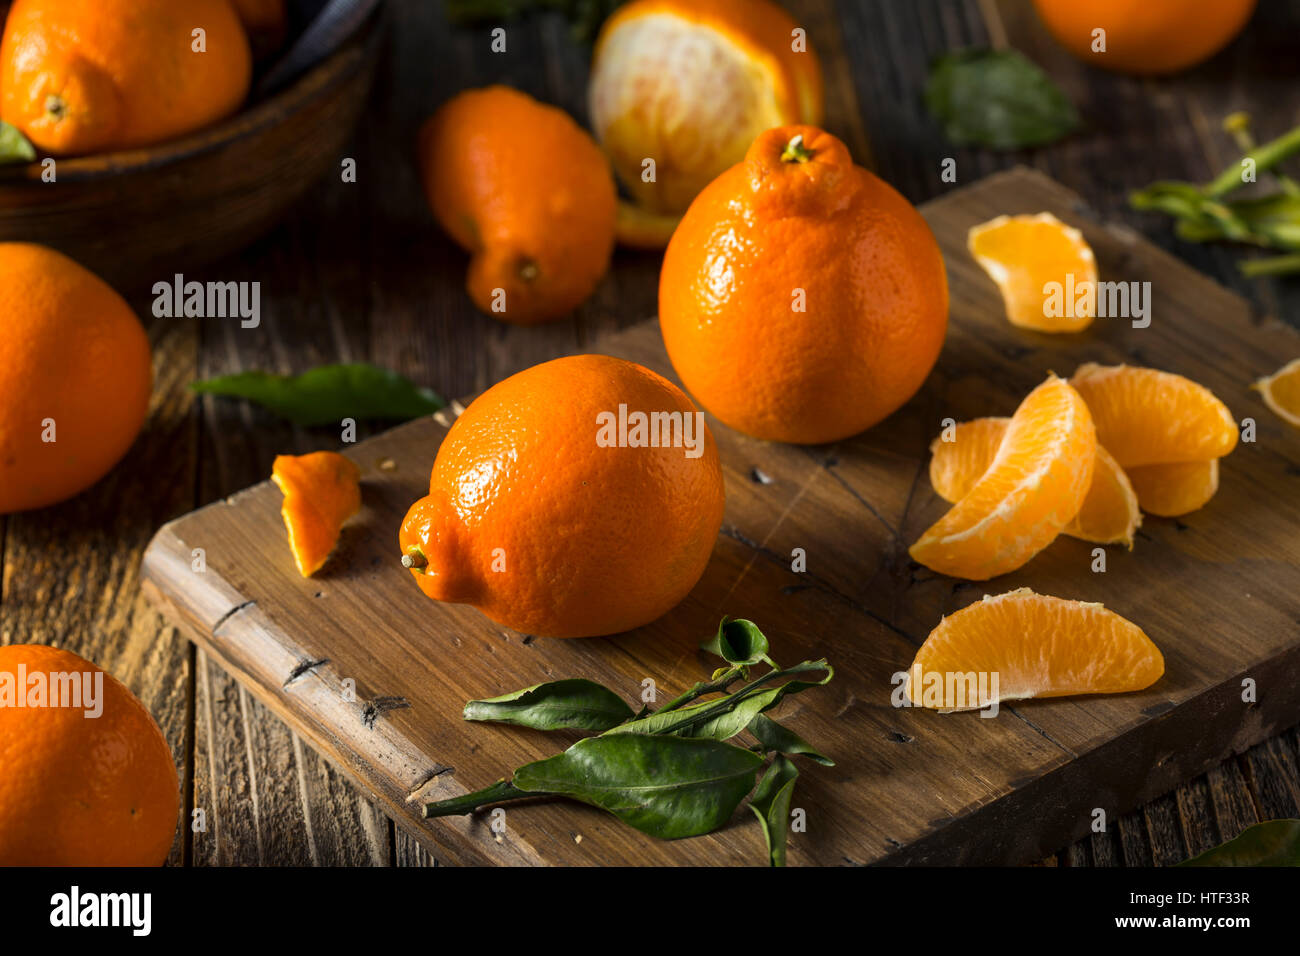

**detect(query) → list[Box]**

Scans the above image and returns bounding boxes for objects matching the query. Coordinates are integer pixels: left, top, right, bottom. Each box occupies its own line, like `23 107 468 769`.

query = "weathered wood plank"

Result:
142 168 1300 866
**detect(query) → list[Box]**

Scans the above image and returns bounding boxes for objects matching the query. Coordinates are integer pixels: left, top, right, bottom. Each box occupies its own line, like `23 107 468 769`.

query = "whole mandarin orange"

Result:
0 0 252 155
0 644 180 866
590 0 824 243
1031 0 1256 75
399 354 725 638
417 86 617 325
659 125 948 445
0 243 152 514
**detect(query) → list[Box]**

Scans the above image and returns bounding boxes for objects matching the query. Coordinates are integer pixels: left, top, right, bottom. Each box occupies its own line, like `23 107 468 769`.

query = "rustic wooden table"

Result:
2 0 1298 867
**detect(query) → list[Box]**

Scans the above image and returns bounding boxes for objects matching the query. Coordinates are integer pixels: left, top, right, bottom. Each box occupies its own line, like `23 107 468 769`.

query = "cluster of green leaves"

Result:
190 364 445 426
925 49 1079 150
424 618 834 866
445 0 626 43
1131 115 1300 277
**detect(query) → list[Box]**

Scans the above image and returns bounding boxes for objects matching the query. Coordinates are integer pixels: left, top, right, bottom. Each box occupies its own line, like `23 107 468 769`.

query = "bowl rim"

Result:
0 8 383 185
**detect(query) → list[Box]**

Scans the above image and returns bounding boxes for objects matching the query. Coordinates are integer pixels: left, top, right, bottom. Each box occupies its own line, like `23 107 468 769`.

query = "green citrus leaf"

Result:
464 678 634 732
0 121 36 164
1179 820 1300 866
750 755 799 867
925 49 1079 150
701 616 772 666
191 364 444 426
512 734 763 840
747 713 835 766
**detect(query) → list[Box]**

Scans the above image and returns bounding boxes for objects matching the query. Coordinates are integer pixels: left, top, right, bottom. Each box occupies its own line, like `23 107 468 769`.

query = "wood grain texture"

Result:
141 168 1300 866
5 0 1300 867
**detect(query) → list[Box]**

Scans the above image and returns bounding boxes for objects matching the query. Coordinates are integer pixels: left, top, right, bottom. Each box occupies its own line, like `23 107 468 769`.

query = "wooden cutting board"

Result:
141 167 1300 866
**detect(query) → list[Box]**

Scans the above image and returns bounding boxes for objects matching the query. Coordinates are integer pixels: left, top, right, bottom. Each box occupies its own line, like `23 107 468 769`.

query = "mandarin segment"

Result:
967 212 1097 332
906 588 1164 711
1070 363 1238 467
398 355 725 639
1253 357 1300 428
1125 459 1220 517
272 451 362 578
910 376 1096 580
929 416 1140 547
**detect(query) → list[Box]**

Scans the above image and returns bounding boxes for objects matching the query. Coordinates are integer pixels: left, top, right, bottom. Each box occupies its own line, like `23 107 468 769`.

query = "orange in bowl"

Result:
0 0 252 156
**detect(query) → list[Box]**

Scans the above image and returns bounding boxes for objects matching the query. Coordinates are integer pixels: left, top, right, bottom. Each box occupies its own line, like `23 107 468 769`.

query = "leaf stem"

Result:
653 666 746 715
422 779 540 818
648 660 833 737
1240 253 1300 277
1205 124 1300 198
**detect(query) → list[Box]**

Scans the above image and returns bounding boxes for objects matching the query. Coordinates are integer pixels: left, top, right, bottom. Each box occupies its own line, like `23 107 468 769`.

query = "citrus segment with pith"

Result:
1253 358 1300 428
1069 363 1237 467
967 212 1097 333
909 375 1096 580
929 417 1140 547
1125 459 1220 517
906 588 1164 711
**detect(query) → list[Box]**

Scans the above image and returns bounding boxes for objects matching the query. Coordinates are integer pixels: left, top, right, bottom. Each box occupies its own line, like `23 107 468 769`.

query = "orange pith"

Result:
910 375 1096 580
272 451 362 577
1254 358 1300 428
590 0 824 223
1069 363 1238 467
398 355 725 639
0 644 180 865
417 86 617 325
968 213 1097 333
906 588 1164 710
1125 459 1220 517
659 124 948 445
929 417 1140 548
0 0 252 156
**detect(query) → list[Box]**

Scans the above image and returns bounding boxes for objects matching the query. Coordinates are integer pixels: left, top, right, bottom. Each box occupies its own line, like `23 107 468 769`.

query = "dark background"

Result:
1 0 1298 866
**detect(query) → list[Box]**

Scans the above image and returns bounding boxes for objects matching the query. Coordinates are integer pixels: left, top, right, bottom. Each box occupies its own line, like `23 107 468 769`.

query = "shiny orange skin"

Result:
1032 0 1256 75
399 355 725 638
591 0 824 216
0 0 252 155
0 243 152 514
417 86 618 326
659 125 948 444
0 644 180 866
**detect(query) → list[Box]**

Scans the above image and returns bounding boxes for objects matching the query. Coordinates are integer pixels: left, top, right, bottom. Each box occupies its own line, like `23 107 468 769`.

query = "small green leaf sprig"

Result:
1131 114 1300 277
423 618 834 866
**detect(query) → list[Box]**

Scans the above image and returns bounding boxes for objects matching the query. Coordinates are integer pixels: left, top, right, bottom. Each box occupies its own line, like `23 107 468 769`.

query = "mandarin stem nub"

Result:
780 134 814 164
401 547 428 571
